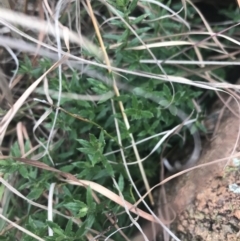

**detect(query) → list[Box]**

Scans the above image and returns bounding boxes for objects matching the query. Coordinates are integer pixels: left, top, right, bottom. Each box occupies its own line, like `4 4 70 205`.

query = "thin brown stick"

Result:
86 0 154 206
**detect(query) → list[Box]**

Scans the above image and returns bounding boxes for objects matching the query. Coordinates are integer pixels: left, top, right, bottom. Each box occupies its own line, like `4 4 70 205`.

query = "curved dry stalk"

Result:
0 68 13 107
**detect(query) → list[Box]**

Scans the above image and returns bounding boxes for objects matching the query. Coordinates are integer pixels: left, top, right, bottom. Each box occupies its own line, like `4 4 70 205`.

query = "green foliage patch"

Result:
0 0 238 240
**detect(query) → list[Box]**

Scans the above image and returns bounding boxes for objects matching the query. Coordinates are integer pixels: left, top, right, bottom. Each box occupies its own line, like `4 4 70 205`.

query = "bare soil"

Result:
165 97 240 241
134 97 240 241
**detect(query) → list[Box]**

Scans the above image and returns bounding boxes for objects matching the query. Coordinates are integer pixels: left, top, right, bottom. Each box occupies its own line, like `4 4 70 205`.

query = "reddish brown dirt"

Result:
164 97 240 241
134 97 240 241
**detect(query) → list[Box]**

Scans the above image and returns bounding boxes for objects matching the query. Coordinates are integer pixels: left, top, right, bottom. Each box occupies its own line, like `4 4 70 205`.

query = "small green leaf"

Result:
76 221 88 237
128 0 138 13
78 207 88 218
65 219 73 235
63 201 87 213
118 174 124 192
10 142 21 157
169 105 177 116
86 214 95 229
116 0 128 9
59 165 75 172
76 100 91 108
190 124 197 134
101 156 114 176
47 221 64 236
135 27 151 34
19 165 28 178
86 187 94 210
88 153 101 166
131 13 148 24
62 186 72 197
93 169 109 180
27 188 44 200
0 160 8 166
103 33 122 40
159 99 169 107
132 96 139 109
163 84 172 98
125 108 153 120
76 139 90 147
132 87 145 96
99 131 105 144
89 133 97 144
196 121 207 133
118 29 130 43
77 147 92 155
140 110 154 119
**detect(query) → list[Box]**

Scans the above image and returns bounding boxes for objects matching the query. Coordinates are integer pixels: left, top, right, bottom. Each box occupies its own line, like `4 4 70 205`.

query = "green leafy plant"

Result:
0 0 239 240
